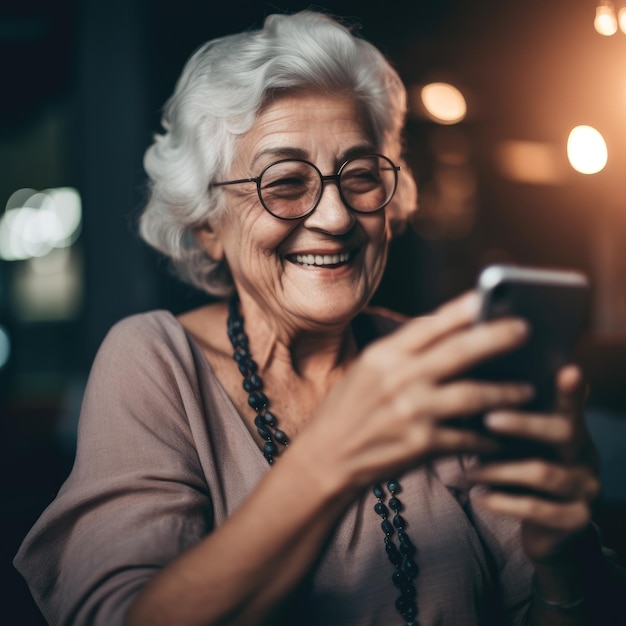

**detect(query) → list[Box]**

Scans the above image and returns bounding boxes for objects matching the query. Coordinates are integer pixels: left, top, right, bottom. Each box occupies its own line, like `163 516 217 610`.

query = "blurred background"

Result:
2 0 626 622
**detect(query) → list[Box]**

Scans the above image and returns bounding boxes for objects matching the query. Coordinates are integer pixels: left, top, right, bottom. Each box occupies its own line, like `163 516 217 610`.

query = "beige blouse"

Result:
14 310 535 625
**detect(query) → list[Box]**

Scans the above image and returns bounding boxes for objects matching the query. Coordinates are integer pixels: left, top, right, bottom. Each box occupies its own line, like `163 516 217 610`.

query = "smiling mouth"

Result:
286 250 354 268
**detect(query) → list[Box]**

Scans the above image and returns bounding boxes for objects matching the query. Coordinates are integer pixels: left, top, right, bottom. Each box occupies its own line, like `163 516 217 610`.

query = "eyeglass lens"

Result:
259 155 396 219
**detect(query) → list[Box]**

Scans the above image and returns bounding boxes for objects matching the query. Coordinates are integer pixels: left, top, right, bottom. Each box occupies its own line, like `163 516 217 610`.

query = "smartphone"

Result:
470 263 590 412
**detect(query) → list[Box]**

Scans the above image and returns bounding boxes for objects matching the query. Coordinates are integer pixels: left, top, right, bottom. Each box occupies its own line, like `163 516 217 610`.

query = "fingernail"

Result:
484 412 513 429
513 319 530 336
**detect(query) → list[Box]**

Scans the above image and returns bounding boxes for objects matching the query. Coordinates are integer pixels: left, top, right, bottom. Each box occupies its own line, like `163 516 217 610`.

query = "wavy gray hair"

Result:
139 10 416 296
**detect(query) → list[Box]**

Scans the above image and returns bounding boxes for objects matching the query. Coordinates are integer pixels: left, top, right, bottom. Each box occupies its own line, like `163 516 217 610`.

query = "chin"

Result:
291 293 371 328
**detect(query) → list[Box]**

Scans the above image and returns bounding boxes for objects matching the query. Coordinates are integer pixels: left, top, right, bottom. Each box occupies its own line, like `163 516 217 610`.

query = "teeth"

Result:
294 251 350 266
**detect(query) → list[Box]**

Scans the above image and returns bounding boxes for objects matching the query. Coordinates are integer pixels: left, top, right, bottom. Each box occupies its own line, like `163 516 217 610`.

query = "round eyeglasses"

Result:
209 153 400 220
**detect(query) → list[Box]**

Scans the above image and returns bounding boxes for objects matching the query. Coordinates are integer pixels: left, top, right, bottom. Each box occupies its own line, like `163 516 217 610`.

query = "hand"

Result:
291 291 535 494
468 365 601 564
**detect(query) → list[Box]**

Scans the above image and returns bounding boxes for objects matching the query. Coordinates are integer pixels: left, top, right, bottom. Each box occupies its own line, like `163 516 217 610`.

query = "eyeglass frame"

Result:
208 153 401 221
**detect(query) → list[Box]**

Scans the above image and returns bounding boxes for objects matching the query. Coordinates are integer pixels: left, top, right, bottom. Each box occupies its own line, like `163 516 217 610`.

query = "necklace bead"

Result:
374 481 420 625
227 294 418 625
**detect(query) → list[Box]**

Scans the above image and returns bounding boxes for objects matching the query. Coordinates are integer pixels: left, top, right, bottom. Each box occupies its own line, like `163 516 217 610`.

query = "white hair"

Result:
139 10 413 296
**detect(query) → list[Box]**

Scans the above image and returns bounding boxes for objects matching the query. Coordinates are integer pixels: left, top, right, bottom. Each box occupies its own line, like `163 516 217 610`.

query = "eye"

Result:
261 161 317 200
341 166 381 192
261 175 309 199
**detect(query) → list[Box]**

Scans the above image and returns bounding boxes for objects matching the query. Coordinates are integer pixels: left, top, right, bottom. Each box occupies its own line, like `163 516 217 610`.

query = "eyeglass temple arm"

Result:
209 177 259 189
319 164 401 181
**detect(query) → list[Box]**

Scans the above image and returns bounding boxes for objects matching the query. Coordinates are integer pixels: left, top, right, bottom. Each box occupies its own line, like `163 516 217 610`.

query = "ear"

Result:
194 223 225 262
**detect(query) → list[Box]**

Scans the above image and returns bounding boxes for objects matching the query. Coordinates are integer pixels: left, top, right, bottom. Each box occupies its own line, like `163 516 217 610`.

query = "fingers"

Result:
473 490 592 533
368 287 531 390
482 365 595 466
417 380 534 420
381 314 529 386
471 458 599 558
483 411 574 447
469 454 600 564
469 453 601 562
555 364 586 415
382 290 481 355
469 459 601 502
424 427 502 458
387 380 534 463
418 317 529 381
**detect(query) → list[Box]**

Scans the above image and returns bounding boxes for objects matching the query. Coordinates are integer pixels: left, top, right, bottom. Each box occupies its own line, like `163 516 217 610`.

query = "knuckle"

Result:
477 320 514 351
413 424 436 454
455 383 487 411
585 475 602 501
530 461 557 487
568 502 592 530
525 498 545 520
378 370 400 397
360 346 399 386
361 342 386 369
447 334 475 365
553 418 575 444
392 393 414 420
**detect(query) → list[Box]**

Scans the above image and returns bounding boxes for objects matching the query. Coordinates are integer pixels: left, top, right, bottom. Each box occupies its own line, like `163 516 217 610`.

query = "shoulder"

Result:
94 309 196 373
82 310 208 437
101 310 189 356
106 309 182 341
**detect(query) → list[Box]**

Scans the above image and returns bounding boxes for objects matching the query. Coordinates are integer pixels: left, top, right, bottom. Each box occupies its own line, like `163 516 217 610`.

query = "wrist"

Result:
280 440 357 510
532 573 585 613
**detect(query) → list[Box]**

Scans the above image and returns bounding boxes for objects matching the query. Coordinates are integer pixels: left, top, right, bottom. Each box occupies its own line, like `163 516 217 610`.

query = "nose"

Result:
303 179 355 234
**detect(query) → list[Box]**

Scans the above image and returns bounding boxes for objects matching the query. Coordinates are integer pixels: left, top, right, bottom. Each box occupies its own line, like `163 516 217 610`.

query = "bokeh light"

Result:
595 2 618 36
619 6 626 33
0 187 82 261
567 125 608 174
420 82 467 125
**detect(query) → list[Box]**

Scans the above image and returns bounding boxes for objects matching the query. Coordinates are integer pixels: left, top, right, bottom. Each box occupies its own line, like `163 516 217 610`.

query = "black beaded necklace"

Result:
227 293 419 625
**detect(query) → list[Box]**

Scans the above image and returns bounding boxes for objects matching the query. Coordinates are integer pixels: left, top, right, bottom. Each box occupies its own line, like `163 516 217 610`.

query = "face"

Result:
203 91 392 334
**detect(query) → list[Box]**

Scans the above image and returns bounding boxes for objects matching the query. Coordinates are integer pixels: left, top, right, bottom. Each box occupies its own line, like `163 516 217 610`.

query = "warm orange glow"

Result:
594 2 618 36
567 126 608 174
495 141 565 184
420 82 467 125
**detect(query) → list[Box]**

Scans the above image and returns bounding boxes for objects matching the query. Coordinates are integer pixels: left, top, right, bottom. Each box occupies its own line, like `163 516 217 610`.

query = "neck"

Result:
235 291 359 383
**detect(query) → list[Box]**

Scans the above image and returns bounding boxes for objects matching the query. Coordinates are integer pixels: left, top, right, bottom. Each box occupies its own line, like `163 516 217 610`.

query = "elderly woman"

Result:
14 9 624 626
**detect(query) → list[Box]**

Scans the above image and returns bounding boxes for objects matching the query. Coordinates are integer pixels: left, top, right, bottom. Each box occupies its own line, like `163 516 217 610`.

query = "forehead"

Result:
234 91 375 167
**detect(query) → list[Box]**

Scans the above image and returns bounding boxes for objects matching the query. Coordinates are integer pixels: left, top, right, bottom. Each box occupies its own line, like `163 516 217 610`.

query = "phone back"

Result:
472 265 590 412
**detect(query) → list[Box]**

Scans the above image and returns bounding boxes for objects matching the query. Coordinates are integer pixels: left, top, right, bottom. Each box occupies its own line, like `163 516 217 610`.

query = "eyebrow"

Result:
250 143 378 170
251 147 308 168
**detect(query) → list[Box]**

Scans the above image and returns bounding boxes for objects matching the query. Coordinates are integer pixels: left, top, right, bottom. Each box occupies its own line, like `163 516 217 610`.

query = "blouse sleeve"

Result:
13 313 213 626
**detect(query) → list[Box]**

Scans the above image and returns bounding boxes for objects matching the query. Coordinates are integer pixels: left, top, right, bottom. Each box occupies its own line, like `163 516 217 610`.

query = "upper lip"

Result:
286 248 354 256
285 246 357 257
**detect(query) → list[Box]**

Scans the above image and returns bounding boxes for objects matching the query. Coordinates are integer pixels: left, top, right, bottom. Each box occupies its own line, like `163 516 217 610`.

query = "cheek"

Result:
364 213 391 255
358 216 390 291
221 209 296 268
219 199 262 248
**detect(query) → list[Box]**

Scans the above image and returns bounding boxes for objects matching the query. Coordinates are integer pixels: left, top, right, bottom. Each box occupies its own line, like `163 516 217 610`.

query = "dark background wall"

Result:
2 1 626 623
